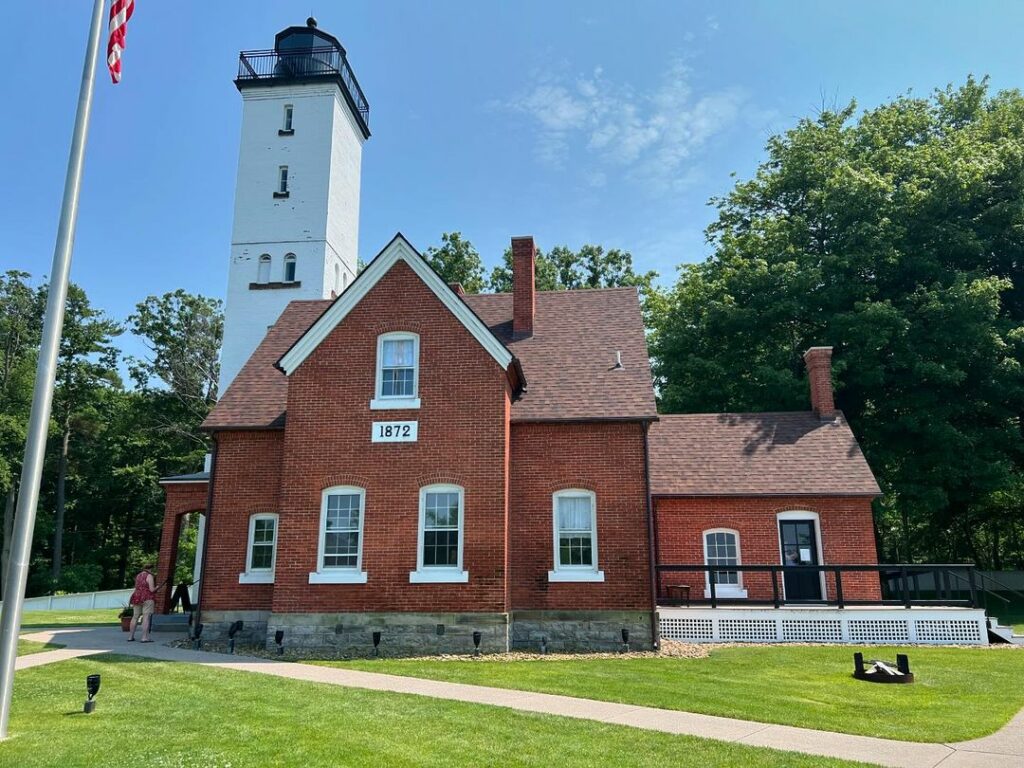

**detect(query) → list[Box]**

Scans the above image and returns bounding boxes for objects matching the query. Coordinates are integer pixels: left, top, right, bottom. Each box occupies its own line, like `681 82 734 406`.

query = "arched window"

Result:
284 253 297 283
257 254 271 283
334 263 341 293
410 484 468 583
308 486 367 584
238 513 278 584
703 529 746 598
549 489 604 582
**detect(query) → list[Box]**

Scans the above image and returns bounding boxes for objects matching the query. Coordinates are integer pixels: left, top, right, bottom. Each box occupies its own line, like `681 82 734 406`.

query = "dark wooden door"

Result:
779 520 822 601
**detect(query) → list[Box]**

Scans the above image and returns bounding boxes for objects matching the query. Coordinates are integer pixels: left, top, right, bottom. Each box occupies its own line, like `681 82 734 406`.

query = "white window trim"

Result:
548 489 604 583
283 104 293 131
278 165 289 193
702 528 747 599
257 254 271 284
308 486 368 585
283 253 297 283
410 484 468 583
776 510 827 600
371 332 421 410
239 513 278 584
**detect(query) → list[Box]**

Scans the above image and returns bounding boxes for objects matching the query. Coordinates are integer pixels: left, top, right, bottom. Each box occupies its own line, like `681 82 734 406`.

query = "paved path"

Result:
16 627 1024 768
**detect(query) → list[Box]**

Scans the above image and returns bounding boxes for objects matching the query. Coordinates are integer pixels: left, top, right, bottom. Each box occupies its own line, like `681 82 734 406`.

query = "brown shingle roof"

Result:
203 286 656 430
648 412 881 496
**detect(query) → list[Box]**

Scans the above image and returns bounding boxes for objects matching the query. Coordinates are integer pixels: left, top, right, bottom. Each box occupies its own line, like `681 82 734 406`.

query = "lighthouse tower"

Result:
219 19 371 391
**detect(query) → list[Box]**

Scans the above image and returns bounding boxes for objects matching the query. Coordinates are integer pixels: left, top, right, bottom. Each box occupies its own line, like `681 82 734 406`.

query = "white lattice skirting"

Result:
658 607 989 645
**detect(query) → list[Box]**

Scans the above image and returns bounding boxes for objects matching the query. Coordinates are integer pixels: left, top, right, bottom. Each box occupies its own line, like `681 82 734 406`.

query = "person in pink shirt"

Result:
128 564 157 642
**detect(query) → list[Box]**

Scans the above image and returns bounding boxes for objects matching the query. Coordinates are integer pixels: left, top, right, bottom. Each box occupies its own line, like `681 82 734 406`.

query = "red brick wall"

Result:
201 430 284 611
509 422 652 611
155 482 208 613
654 496 880 602
272 260 512 614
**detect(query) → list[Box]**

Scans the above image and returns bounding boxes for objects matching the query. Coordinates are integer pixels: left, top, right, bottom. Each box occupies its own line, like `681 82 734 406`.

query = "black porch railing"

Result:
236 47 370 134
656 563 983 609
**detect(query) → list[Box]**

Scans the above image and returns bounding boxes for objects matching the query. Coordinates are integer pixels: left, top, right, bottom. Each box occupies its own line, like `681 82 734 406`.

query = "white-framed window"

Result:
283 104 294 132
703 529 747 598
238 513 278 584
308 486 367 584
284 253 297 282
334 263 341 294
548 489 604 582
371 332 420 409
277 166 289 194
410 484 468 583
257 254 271 283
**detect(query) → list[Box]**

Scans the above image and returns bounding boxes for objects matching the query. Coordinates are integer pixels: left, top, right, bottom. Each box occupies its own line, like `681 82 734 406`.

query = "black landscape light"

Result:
193 622 204 650
621 628 630 653
372 630 382 657
540 636 548 655
228 620 244 654
83 674 101 714
275 629 285 655
472 630 482 656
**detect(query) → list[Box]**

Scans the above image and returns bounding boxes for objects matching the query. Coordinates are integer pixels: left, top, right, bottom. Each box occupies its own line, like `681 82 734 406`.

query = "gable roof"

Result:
204 274 656 430
648 412 881 497
277 233 514 376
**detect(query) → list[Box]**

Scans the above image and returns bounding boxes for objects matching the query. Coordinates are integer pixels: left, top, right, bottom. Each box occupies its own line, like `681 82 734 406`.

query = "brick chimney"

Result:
512 236 536 339
803 346 836 420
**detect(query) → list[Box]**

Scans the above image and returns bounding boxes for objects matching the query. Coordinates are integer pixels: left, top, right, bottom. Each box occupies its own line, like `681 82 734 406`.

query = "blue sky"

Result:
3 1 1024 364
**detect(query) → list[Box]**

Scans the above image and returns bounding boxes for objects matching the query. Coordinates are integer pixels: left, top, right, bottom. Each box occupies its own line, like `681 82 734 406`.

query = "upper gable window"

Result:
371 332 420 410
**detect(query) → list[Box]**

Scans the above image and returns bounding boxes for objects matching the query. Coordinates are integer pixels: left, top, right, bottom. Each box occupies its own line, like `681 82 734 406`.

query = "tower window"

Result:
257 254 271 283
283 104 294 132
274 166 289 198
284 254 297 283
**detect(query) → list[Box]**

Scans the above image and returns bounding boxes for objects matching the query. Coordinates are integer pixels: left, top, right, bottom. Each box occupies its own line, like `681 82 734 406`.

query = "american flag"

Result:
107 0 135 84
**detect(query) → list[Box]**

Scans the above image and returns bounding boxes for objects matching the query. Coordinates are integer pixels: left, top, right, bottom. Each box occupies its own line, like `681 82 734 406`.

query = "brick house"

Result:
157 233 883 653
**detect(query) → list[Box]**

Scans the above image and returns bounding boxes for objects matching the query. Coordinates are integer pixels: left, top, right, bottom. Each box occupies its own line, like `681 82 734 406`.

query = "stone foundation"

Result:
265 612 510 656
197 609 270 645
510 610 654 652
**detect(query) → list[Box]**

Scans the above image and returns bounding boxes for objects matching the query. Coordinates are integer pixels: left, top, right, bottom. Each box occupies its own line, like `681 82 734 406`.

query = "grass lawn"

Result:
13 609 118 629
16 639 64 657
0 655 870 768
315 645 1024 743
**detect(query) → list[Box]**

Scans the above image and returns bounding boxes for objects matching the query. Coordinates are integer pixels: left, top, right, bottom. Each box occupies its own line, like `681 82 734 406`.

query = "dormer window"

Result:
257 254 271 283
280 104 294 135
284 253 297 282
274 166 289 198
371 332 420 410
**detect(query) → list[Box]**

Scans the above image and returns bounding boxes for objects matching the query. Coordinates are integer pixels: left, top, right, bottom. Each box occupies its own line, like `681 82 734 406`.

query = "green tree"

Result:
488 246 561 293
651 77 1024 566
424 232 487 294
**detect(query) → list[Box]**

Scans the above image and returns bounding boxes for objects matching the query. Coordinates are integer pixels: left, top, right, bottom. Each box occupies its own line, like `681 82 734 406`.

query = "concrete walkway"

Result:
16 627 1024 768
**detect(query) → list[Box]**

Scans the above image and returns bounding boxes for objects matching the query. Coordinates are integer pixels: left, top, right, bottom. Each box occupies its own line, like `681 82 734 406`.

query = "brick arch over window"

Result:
319 474 372 490
546 478 596 495
415 472 465 487
370 320 426 335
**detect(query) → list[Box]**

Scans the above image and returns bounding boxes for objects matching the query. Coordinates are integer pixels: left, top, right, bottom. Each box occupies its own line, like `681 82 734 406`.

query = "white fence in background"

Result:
0 588 132 613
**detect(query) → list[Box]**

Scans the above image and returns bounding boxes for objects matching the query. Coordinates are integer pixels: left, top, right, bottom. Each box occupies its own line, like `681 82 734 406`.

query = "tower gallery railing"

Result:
655 563 989 609
236 47 370 130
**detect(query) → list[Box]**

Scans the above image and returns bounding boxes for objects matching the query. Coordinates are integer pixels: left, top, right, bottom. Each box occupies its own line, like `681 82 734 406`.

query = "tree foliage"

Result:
651 77 1024 566
424 232 487 294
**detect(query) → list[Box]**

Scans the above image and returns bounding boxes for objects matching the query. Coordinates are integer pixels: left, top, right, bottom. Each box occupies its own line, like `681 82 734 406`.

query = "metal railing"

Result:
656 563 982 609
236 47 370 131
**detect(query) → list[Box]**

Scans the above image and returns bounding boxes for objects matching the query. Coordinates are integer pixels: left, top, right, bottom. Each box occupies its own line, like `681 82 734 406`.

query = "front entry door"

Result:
779 520 822 601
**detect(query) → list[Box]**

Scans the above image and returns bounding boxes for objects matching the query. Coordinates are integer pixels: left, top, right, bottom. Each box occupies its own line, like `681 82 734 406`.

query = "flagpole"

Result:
0 0 108 739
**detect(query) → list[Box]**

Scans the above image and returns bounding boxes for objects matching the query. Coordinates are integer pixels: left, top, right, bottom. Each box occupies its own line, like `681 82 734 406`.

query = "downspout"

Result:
642 420 660 650
193 435 218 633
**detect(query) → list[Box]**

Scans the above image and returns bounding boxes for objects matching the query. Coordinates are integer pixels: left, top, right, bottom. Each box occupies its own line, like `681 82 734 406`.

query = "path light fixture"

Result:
227 620 244 654
192 622 204 650
274 630 285 656
539 636 547 655
621 628 630 653
83 674 101 714
372 630 382 657
472 630 482 656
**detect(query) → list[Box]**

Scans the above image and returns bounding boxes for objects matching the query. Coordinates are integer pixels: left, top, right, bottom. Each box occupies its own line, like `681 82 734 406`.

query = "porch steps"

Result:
150 613 192 633
987 616 1024 646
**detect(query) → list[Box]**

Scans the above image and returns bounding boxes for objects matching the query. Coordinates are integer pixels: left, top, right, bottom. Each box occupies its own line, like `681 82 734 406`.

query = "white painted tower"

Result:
219 18 370 391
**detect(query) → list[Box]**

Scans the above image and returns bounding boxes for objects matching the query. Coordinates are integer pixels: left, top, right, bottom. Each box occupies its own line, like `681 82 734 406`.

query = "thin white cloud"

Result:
499 59 750 193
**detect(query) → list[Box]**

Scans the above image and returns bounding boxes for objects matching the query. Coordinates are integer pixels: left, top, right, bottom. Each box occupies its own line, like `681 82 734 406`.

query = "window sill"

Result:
704 587 748 599
547 570 605 583
409 569 468 584
238 571 274 584
278 129 295 136
370 397 421 410
308 570 368 584
273 191 290 199
249 280 302 290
